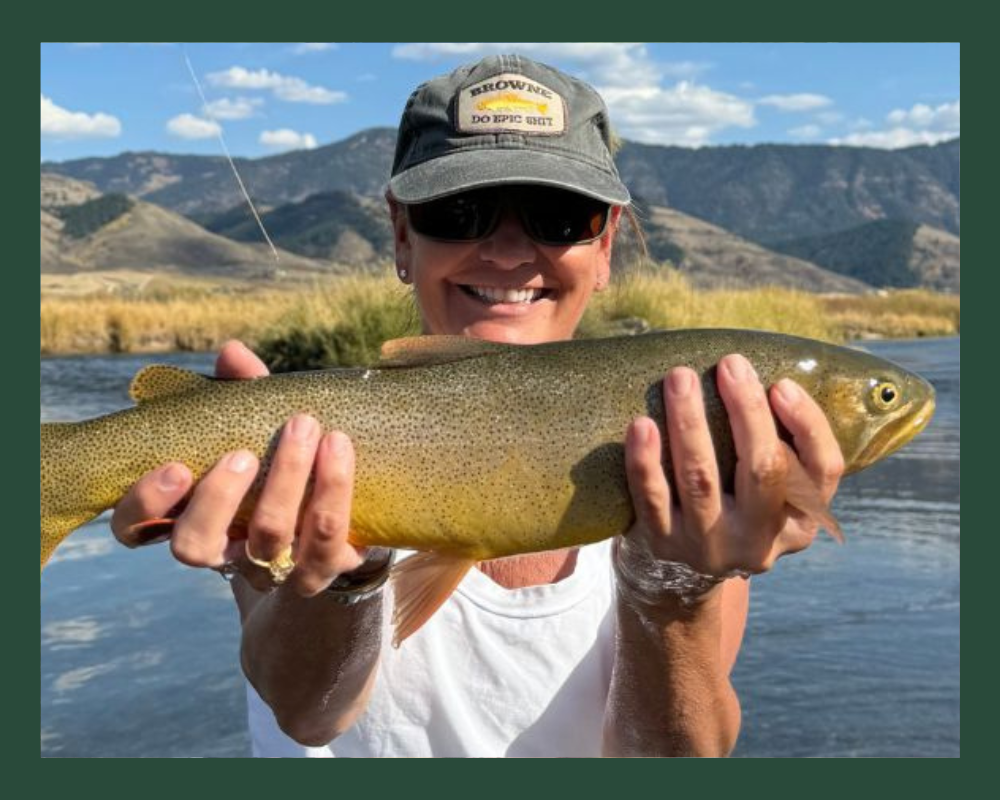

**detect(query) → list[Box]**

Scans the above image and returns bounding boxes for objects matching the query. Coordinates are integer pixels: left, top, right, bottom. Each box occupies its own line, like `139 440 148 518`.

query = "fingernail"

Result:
667 369 694 397
725 356 757 383
225 450 254 473
157 464 186 492
288 414 318 441
775 379 801 406
328 431 347 458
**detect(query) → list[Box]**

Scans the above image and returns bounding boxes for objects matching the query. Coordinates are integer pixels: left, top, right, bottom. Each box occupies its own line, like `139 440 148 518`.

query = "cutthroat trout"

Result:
41 330 935 642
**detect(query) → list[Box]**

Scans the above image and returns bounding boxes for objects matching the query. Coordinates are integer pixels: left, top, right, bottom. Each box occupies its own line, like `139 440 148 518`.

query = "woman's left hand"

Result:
622 353 845 579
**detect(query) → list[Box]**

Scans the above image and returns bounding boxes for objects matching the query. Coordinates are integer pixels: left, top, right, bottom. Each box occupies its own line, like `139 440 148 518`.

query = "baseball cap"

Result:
388 54 630 206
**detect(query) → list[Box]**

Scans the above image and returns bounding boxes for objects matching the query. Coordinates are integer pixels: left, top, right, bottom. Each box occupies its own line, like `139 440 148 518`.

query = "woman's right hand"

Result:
110 340 366 597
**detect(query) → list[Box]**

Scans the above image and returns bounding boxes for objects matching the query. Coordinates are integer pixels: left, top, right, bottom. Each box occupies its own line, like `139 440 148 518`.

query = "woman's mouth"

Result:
459 285 552 305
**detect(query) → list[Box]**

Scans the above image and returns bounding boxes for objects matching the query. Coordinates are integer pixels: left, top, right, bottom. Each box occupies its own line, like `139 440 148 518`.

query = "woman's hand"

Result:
622 353 845 580
109 340 365 596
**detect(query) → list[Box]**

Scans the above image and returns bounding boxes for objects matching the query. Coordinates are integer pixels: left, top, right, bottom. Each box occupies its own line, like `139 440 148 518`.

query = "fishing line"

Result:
182 49 279 263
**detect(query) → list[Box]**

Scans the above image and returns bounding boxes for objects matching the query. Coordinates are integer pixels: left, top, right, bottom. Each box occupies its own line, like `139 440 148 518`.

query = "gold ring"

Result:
244 541 296 585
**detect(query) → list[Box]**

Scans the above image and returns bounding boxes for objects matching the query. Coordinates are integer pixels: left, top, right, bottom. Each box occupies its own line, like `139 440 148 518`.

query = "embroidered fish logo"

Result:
476 93 549 115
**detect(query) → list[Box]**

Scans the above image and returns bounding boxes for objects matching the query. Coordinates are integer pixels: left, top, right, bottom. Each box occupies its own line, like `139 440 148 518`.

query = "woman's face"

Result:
390 194 621 345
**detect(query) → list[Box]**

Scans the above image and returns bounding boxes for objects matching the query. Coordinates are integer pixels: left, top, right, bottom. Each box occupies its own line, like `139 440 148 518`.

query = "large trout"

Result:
41 330 934 641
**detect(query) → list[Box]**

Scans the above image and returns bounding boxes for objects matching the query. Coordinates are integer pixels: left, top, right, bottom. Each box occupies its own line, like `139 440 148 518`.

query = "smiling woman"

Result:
87 52 860 758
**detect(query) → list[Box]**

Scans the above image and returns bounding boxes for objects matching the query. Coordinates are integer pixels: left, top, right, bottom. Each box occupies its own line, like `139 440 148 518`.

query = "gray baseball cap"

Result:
388 54 630 206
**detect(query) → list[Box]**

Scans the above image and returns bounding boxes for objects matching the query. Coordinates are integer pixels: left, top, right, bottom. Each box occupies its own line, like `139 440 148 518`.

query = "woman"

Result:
111 54 844 757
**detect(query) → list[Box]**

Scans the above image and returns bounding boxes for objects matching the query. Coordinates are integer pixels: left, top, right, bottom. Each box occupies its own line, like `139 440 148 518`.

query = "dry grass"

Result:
40 272 959 363
820 289 961 339
41 292 300 354
581 269 839 341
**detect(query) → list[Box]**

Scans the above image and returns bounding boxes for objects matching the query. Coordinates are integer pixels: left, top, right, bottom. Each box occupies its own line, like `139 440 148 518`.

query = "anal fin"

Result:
390 552 476 647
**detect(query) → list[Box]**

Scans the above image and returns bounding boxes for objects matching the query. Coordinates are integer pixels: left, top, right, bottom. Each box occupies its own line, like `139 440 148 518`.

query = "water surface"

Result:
40 340 959 757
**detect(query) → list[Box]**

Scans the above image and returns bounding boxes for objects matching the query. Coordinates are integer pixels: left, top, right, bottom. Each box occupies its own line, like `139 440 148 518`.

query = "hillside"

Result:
639 206 871 293
42 128 397 218
40 134 959 292
41 132 959 247
40 173 336 279
200 190 395 268
616 138 960 243
770 220 960 293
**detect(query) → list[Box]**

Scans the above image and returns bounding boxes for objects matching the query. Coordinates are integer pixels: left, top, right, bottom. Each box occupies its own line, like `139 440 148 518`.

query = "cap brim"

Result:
388 149 631 206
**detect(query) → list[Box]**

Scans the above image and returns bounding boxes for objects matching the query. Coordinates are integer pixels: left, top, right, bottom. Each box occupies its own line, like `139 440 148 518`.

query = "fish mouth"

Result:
853 395 936 471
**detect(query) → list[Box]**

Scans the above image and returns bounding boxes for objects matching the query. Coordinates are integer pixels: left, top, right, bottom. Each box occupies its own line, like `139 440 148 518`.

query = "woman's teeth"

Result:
463 285 546 305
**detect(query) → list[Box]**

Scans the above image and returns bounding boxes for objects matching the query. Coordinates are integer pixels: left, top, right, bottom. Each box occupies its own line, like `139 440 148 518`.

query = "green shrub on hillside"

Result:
57 194 134 239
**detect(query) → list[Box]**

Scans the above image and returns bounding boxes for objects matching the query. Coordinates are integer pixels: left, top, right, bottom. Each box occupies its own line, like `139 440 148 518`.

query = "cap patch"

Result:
456 72 566 135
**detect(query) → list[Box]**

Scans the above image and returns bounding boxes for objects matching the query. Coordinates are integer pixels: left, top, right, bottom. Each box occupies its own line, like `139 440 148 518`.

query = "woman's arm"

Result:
111 341 383 746
603 354 844 757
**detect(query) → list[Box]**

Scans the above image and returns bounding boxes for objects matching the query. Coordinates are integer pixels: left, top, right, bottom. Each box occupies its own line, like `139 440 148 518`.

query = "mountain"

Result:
637 205 871 293
42 131 959 246
40 173 334 278
771 220 960 293
199 190 395 268
42 128 396 218
41 132 959 292
616 138 960 243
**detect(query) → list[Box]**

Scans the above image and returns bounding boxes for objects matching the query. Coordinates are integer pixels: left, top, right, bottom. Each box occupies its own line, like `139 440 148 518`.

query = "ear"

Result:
387 195 412 282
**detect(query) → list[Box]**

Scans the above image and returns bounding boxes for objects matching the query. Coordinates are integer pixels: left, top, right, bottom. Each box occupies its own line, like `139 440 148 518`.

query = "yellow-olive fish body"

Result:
41 330 934 639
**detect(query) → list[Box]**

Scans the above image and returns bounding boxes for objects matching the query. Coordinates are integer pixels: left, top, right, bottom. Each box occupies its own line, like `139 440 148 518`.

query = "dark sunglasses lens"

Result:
520 190 610 244
408 190 500 241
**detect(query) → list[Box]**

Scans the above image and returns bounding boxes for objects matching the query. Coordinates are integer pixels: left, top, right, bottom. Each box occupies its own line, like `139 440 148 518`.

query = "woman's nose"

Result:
477 208 537 268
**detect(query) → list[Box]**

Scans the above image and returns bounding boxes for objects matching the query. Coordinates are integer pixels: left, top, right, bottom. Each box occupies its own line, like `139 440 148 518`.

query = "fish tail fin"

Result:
390 553 476 647
41 422 102 571
783 445 845 544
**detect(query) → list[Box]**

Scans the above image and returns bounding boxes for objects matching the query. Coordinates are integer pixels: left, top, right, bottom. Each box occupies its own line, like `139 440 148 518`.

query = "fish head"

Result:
798 347 936 474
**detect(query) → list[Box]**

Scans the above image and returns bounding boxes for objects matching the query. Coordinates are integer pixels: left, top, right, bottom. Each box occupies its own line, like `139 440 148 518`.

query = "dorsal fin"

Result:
129 365 212 403
378 335 509 368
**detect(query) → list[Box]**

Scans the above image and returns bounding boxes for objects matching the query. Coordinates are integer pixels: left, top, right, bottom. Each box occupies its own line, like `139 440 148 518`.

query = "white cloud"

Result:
207 66 347 104
259 128 318 151
788 124 822 139
758 93 833 112
887 100 960 132
830 99 959 148
293 43 338 54
41 94 121 139
202 96 262 120
167 113 221 139
391 42 672 87
829 128 957 149
392 43 748 146
599 82 755 146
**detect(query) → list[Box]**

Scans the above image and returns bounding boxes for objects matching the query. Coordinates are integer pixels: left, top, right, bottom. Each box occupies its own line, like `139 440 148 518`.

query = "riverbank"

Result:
40 271 960 365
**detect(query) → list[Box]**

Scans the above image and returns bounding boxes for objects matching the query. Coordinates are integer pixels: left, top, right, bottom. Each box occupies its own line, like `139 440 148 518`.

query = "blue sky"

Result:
40 43 960 163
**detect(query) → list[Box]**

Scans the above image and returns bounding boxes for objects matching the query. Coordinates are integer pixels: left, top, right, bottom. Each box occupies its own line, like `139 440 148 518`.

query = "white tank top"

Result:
246 540 617 757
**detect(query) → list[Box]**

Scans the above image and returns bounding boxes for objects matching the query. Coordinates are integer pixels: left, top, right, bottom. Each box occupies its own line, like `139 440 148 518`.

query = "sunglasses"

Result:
405 186 612 246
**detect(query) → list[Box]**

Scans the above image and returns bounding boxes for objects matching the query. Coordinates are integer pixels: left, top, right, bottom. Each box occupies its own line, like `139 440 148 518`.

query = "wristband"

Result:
325 547 395 605
612 537 748 609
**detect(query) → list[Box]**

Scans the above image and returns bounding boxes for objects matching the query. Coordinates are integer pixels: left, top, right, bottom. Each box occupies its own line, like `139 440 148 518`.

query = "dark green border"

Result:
34 13 965 767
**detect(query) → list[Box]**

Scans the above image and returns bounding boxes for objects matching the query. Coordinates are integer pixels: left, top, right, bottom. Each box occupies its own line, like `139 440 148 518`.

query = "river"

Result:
40 337 959 757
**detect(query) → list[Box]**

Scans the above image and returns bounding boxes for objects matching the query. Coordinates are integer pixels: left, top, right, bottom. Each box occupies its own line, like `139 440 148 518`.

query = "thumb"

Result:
215 340 269 380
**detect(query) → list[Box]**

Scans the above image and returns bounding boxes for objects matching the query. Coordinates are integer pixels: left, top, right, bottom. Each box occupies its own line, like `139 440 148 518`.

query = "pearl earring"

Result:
398 268 408 280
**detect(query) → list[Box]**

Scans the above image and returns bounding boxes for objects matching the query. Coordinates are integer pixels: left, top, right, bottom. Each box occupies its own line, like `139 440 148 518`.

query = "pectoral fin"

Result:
783 448 845 544
390 552 476 647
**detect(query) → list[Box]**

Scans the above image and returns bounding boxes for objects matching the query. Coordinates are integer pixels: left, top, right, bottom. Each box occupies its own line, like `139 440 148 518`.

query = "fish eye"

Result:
871 381 900 410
